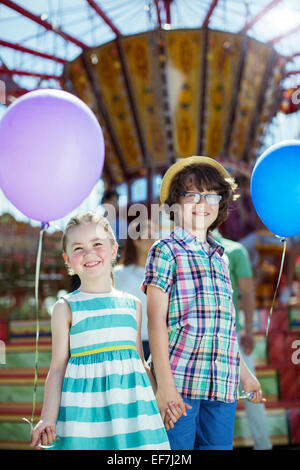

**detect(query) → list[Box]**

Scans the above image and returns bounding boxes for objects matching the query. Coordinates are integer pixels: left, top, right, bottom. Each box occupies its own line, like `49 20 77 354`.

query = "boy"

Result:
141 156 265 450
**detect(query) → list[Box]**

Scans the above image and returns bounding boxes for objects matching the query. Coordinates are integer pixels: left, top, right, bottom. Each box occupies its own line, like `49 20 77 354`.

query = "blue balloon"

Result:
250 140 300 237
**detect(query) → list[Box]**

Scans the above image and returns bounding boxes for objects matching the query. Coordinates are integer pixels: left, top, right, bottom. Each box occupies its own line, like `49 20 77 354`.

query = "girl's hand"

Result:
164 401 183 431
30 419 57 448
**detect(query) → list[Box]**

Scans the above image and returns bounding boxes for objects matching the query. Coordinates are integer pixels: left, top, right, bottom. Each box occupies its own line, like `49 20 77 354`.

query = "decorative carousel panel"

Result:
64 29 285 184
64 57 124 185
88 42 144 173
121 33 168 166
204 30 243 157
164 29 204 159
228 38 275 160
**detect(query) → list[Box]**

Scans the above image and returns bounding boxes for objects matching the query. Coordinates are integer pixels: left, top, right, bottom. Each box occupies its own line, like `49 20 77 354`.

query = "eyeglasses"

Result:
179 192 222 205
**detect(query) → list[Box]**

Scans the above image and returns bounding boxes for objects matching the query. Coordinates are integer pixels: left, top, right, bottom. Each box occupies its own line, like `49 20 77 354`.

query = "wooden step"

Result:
7 337 52 345
0 402 42 422
5 343 51 353
0 367 49 379
234 407 290 447
0 383 45 403
3 349 51 368
0 441 34 450
0 421 36 449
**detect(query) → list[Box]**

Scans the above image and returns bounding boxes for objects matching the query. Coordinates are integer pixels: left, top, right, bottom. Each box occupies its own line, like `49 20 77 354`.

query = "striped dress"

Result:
52 289 170 450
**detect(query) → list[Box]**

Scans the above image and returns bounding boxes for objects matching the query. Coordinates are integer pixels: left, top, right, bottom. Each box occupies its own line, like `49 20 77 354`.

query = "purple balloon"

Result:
0 89 105 222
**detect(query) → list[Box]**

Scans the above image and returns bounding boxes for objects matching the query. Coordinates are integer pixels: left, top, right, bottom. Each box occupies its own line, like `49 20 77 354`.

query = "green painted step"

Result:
0 422 31 443
252 335 268 367
4 351 51 368
289 305 300 330
256 370 279 401
234 408 289 446
0 385 45 403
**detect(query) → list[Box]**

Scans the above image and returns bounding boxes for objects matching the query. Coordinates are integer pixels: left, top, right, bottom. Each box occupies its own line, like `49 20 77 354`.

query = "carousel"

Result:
0 0 300 450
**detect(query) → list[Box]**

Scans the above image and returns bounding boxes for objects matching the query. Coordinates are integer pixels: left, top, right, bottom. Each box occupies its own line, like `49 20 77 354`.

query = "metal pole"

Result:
240 0 283 33
0 39 65 63
1 0 88 49
86 0 121 36
202 0 219 27
0 66 62 81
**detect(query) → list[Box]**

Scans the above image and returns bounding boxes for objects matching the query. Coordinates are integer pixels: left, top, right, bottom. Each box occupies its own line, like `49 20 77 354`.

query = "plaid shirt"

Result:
141 226 240 403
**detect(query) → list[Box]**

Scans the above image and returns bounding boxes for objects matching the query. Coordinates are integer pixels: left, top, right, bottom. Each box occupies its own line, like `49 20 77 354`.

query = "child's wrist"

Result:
156 376 176 389
40 415 56 425
240 368 255 384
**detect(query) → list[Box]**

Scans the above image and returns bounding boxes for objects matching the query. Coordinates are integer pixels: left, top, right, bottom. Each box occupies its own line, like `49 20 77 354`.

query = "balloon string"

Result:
29 222 49 425
266 237 287 336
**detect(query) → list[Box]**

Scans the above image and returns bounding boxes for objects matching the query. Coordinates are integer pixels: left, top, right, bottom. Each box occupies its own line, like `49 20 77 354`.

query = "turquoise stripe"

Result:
70 314 137 335
68 296 136 312
51 428 169 450
62 371 149 393
70 340 137 356
58 400 159 422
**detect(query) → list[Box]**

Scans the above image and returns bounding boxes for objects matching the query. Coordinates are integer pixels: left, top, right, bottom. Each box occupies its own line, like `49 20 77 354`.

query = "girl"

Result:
30 212 171 450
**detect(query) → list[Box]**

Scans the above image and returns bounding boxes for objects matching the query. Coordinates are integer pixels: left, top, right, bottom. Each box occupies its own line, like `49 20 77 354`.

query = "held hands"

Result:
156 386 192 431
30 419 57 448
164 401 187 431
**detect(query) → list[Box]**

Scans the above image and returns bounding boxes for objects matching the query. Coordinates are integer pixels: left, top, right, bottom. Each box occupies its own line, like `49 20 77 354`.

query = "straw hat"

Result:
160 156 231 204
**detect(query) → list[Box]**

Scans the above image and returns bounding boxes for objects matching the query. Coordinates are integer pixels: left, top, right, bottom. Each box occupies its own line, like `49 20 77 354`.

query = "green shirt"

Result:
213 231 253 331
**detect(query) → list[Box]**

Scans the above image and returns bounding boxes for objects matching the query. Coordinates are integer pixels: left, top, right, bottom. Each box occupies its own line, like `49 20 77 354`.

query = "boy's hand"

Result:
241 374 266 404
30 419 57 448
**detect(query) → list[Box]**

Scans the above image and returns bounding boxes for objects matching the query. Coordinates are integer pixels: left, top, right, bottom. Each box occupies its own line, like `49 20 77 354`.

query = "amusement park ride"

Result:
1 0 300 449
1 0 300 198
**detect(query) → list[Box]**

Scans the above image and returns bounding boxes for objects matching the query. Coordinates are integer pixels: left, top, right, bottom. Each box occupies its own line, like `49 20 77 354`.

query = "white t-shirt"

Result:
113 264 148 341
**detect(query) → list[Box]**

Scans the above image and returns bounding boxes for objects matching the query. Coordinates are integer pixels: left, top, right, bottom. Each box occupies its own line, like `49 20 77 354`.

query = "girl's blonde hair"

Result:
62 211 117 285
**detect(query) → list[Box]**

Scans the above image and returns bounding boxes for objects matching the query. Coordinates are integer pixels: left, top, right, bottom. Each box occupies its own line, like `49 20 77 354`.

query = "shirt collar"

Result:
171 225 224 256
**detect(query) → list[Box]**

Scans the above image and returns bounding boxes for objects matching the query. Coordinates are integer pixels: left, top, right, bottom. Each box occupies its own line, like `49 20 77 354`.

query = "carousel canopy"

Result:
1 0 300 193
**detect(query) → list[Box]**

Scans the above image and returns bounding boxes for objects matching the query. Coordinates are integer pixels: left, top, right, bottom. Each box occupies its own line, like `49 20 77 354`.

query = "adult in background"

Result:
114 219 158 360
101 189 128 245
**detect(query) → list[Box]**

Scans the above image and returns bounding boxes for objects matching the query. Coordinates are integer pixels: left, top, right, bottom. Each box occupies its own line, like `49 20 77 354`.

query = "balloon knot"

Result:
41 222 50 230
275 235 287 243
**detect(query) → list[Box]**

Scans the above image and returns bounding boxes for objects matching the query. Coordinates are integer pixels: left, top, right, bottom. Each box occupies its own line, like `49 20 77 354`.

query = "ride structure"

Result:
1 0 300 200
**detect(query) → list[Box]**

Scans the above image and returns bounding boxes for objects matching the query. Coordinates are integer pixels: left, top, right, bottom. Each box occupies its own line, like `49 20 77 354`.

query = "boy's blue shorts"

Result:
167 396 237 450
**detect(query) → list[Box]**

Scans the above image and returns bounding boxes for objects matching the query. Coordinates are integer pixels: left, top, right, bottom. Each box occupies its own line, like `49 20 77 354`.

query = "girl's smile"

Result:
84 260 102 268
